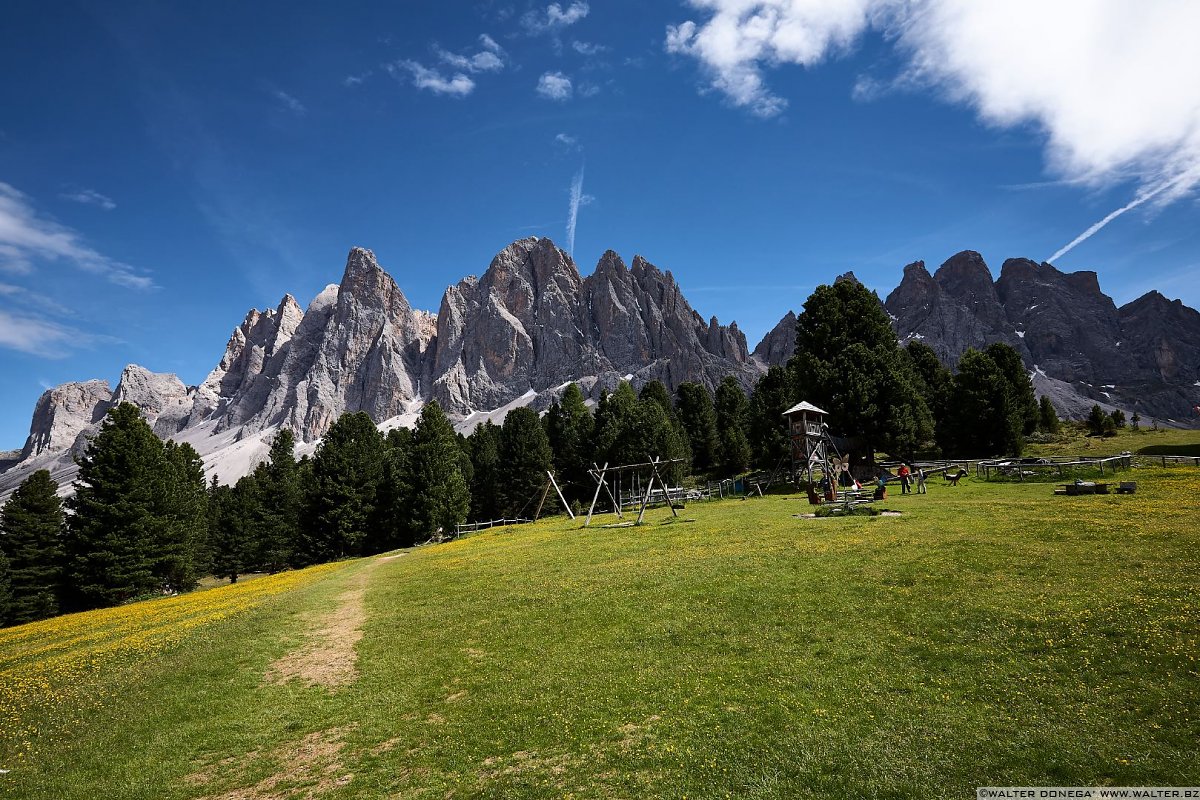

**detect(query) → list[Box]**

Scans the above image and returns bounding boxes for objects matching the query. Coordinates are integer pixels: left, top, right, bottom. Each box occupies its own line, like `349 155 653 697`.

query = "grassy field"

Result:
1025 423 1200 458
2 467 1198 799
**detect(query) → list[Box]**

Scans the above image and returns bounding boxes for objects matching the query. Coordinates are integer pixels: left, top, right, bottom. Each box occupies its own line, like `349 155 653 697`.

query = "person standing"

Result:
916 466 927 494
898 463 911 494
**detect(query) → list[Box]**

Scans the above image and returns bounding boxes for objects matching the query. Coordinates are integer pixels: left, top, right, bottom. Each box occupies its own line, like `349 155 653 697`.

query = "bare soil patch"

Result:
188 726 354 800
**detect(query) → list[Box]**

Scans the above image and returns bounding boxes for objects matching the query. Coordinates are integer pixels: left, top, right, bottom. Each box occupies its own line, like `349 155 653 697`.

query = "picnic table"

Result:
1055 482 1110 496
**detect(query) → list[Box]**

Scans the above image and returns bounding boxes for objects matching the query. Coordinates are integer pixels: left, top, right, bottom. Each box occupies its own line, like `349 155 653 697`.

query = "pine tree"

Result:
209 475 257 583
676 382 720 472
156 441 208 592
634 397 691 484
638 381 675 417
984 343 1039 437
0 470 66 624
467 421 503 521
1110 409 1127 429
715 376 752 474
1086 404 1108 436
407 402 470 537
943 349 1024 456
593 382 641 468
499 406 555 516
543 383 595 504
1131 411 1141 431
302 411 386 562
256 429 300 571
1038 395 1061 434
0 549 12 627
377 427 416 548
904 341 954 449
64 403 169 609
746 368 792 470
790 280 932 459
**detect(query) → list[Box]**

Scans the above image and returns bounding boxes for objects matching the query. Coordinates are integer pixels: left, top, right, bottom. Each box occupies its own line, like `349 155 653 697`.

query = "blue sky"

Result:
2 1 1198 449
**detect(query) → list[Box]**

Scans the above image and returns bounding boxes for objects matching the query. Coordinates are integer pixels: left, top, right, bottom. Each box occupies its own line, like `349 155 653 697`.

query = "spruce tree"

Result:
943 349 1024 456
905 341 954 450
638 381 675 418
984 343 1039 437
157 441 207 592
0 469 66 624
499 406 555 516
407 402 470 537
676 382 720 472
302 412 386 562
256 429 300 571
593 382 641 468
790 280 932 459
467 421 504 521
1038 396 1061 434
1086 404 1108 436
634 397 691 484
715 376 752 474
1110 409 1127 429
209 475 257 583
746 368 792 470
543 383 595 504
0 549 12 627
377 427 416 548
65 403 169 609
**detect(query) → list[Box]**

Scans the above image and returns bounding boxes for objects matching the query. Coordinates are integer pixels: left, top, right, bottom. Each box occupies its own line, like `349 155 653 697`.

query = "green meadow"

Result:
2 466 1198 799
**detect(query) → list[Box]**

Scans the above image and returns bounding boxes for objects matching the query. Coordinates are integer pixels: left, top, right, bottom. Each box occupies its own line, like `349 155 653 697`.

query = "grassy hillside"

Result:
2 467 1198 799
1025 423 1200 458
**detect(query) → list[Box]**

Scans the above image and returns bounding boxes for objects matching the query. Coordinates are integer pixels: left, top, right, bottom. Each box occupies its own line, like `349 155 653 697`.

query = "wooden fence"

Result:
975 454 1132 480
454 517 533 536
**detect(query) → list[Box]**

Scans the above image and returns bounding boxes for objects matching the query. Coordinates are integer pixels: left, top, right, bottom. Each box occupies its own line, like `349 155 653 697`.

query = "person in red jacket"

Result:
898 463 911 494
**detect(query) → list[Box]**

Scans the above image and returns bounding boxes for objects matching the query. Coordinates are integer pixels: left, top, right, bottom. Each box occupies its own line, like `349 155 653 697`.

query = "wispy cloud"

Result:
1047 168 1200 263
664 1 1200 217
387 60 475 97
555 133 578 148
566 165 593 256
571 40 607 56
0 282 73 316
272 89 306 114
0 308 92 358
537 71 573 101
0 182 153 289
435 34 506 73
522 2 590 35
59 188 116 210
343 70 373 87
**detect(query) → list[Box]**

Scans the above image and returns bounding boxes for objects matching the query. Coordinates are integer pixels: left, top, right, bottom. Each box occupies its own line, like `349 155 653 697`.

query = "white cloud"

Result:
0 182 153 289
436 33 507 73
537 71 573 101
567 166 587 255
388 61 475 97
523 2 590 34
571 40 608 56
555 133 578 147
0 308 87 358
665 1 1200 209
343 71 373 87
60 188 116 210
272 89 306 114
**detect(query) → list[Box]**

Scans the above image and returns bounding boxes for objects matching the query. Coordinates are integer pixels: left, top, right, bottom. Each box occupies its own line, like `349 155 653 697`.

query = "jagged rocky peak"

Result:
834 271 860 285
753 311 797 366
934 250 995 298
21 380 113 460
111 365 192 438
1118 289 1200 385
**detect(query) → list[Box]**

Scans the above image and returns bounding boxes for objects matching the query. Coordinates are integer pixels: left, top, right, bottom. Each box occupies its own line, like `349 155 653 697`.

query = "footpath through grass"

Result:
1 468 1198 799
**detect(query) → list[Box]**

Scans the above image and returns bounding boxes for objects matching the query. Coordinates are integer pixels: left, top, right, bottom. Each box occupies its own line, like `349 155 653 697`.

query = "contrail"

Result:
566 165 584 256
1047 169 1197 263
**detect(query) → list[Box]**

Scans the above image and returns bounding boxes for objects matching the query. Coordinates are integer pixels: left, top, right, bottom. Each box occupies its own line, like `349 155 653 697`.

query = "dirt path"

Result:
264 554 400 690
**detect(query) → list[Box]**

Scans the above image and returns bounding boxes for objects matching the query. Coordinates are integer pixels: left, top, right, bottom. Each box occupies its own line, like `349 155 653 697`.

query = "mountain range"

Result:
2 237 1197 497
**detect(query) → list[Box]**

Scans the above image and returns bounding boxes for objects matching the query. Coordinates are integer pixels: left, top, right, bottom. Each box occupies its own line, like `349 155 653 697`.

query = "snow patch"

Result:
1016 330 1025 338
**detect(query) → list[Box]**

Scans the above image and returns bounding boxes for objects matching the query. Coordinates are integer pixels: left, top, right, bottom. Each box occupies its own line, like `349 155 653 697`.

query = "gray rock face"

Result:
752 311 797 365
111 365 193 439
884 254 1028 366
20 380 112 460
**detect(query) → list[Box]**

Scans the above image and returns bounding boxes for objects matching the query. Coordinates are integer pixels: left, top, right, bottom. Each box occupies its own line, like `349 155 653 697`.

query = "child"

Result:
873 474 887 501
916 466 927 494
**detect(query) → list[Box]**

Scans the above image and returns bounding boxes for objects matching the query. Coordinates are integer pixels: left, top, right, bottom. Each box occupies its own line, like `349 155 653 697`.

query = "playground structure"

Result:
782 401 865 505
584 457 688 527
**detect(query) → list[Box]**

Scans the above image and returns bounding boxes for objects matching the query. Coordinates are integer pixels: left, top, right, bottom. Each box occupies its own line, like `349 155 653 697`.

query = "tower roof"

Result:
782 401 828 416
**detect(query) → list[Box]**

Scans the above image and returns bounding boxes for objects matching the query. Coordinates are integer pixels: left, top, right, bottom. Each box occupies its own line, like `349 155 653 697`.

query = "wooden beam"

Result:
548 471 575 520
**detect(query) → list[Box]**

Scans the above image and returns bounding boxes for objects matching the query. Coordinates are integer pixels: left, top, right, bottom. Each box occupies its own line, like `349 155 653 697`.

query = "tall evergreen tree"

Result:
1086 404 1109 436
747 368 793 470
1038 395 1061 434
0 549 12 627
467 421 504 521
904 341 953 450
543 383 595 504
407 402 470 537
593 382 642 468
209 474 257 583
0 470 66 624
499 406 555 516
64 403 169 609
676 382 720 472
984 343 1039 436
301 411 386 562
790 280 932 459
715 376 752 474
377 427 416 548
638 381 675 418
256 429 300 571
634 397 692 484
156 441 207 593
943 349 1025 456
